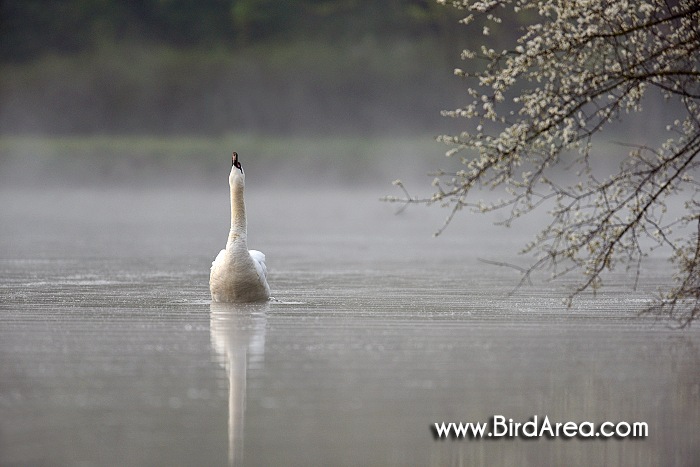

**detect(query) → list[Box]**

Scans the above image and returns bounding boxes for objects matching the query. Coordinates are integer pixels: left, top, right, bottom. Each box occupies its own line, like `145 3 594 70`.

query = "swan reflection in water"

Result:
210 301 269 466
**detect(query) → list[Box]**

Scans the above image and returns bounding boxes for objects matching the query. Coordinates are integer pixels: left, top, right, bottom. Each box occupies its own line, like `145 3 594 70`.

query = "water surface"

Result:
1 188 698 466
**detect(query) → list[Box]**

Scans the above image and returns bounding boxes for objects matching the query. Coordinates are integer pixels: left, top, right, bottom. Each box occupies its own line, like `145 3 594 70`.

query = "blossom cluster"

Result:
401 0 700 324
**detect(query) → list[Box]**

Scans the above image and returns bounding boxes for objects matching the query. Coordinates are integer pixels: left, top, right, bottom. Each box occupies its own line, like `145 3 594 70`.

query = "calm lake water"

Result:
1 187 698 466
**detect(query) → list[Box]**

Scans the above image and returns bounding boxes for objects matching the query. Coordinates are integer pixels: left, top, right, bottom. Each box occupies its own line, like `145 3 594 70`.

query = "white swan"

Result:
210 152 271 303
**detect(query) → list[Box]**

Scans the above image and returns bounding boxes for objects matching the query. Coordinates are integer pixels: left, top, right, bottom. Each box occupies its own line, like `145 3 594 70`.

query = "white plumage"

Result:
210 152 270 303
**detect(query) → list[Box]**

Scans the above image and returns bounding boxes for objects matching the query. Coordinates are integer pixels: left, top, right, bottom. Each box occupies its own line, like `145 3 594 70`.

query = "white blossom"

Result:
389 0 700 325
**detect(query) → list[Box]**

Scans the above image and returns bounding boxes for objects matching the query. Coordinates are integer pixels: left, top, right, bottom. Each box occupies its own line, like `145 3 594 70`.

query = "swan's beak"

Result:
232 152 242 172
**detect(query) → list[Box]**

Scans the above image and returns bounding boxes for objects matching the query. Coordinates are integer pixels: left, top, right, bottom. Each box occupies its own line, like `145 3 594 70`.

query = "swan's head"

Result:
229 151 245 186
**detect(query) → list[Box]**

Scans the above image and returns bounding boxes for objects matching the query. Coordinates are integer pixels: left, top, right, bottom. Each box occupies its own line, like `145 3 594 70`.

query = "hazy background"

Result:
0 0 474 188
0 0 676 188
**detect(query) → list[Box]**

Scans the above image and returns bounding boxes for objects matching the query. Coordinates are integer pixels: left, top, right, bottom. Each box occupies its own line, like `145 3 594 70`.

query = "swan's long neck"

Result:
228 179 247 247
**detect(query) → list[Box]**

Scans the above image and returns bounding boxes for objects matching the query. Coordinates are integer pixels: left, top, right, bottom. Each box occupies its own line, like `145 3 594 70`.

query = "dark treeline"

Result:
0 0 462 63
0 1 483 135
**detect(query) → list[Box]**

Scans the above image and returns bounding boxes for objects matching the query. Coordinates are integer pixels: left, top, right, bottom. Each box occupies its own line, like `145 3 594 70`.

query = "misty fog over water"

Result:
1 186 698 465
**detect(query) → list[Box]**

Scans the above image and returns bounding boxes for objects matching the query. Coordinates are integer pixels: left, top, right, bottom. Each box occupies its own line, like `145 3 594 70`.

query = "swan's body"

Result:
210 152 270 303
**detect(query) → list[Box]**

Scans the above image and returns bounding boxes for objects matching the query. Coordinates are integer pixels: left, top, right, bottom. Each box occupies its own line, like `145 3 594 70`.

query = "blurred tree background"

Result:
0 0 474 135
1 0 459 60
